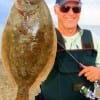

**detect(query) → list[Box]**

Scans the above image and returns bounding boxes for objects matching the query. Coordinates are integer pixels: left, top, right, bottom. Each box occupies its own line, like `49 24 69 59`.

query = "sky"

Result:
0 0 100 36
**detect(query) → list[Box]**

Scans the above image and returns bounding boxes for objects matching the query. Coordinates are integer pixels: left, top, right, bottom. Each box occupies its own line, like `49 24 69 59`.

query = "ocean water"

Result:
92 29 100 36
81 25 100 36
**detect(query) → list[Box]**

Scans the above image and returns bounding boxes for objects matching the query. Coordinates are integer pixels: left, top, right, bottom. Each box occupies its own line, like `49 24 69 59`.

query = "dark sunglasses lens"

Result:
73 7 81 13
60 6 70 13
60 5 81 13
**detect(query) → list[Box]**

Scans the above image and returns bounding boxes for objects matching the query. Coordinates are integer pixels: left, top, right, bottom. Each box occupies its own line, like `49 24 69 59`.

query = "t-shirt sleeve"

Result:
92 32 100 67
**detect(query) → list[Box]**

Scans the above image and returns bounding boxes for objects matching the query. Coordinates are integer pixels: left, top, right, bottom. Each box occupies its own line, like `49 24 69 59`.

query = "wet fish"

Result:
1 0 57 100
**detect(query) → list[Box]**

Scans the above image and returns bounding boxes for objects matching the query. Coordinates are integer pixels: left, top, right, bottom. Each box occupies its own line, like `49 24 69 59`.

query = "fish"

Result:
1 0 57 100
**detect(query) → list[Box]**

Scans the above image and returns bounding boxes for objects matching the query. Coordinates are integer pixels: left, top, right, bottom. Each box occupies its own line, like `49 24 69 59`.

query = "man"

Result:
36 0 100 100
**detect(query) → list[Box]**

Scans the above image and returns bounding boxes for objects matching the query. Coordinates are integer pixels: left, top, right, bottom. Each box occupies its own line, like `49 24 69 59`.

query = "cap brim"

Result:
62 0 81 5
66 0 80 2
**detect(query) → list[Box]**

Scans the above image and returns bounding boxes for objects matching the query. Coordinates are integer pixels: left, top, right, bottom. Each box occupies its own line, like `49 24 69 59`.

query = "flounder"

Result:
1 0 57 100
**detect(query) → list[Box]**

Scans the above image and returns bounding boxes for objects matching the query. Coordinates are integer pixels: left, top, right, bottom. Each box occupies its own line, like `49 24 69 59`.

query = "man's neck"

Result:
58 26 78 37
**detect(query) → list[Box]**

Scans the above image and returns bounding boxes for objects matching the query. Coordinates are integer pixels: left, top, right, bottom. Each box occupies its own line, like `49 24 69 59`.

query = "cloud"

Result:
80 5 100 25
83 0 100 5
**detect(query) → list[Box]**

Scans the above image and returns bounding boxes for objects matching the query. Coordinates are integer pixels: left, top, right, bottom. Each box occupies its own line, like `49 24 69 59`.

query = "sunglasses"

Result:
60 5 81 13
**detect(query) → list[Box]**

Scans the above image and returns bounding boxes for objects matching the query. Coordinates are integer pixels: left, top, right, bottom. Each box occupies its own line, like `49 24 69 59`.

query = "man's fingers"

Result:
84 71 92 77
78 68 89 77
86 74 97 82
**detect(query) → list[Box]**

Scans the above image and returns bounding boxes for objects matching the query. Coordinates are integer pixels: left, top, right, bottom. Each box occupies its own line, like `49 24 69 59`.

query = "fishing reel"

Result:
80 81 100 100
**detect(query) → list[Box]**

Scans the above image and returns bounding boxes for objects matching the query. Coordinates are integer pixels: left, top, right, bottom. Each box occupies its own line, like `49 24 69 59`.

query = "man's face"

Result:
54 1 81 29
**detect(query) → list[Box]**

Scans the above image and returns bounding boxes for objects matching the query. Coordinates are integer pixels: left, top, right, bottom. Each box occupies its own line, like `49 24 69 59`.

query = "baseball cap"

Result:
56 0 82 5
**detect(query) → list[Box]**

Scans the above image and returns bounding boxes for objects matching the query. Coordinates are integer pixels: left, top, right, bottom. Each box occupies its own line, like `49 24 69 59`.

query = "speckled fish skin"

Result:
1 0 57 100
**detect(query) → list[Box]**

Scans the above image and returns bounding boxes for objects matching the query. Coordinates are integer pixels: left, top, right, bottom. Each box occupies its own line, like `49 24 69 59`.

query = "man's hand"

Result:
78 63 100 82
